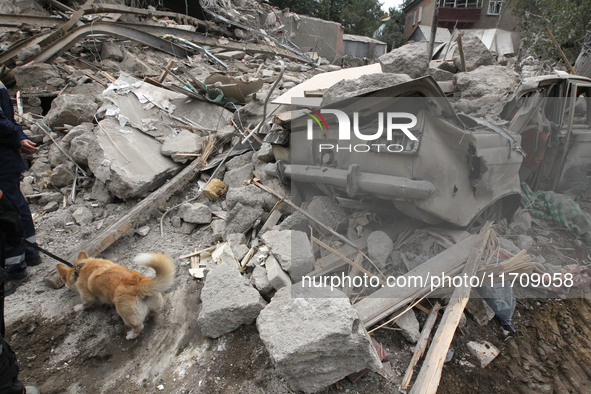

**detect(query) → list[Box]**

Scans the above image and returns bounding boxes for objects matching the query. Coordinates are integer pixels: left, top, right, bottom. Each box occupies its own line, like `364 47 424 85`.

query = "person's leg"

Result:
0 174 39 267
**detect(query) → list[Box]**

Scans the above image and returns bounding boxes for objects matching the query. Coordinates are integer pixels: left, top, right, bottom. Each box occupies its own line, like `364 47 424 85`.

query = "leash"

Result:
23 239 73 267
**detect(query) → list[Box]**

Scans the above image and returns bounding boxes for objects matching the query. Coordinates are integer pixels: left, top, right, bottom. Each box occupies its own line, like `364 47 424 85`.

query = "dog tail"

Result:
134 253 176 296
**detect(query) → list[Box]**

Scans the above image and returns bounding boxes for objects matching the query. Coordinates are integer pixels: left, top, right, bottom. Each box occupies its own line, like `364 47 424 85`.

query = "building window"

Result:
488 0 502 14
438 0 483 7
418 6 423 23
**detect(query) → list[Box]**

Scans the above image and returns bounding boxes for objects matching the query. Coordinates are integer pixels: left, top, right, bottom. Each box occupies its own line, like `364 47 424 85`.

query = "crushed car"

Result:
264 74 591 229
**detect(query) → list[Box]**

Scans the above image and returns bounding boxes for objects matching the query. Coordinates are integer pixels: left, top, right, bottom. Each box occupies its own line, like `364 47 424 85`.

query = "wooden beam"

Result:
456 35 467 73
409 223 493 394
45 138 215 289
307 234 369 276
546 26 576 75
353 234 478 328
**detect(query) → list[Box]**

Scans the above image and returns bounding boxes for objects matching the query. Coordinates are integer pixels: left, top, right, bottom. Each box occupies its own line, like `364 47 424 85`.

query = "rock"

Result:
13 63 61 91
264 254 291 290
367 231 393 270
161 130 203 163
322 73 412 105
101 41 124 62
515 234 534 250
226 233 247 246
180 222 196 234
431 60 458 73
428 67 454 81
226 184 275 211
72 206 93 225
393 309 420 343
306 196 347 230
48 143 67 168
136 226 150 236
453 34 497 72
261 230 315 282
90 180 114 204
50 163 76 188
467 341 500 368
253 143 275 162
202 179 227 201
17 44 42 62
62 123 93 148
20 177 35 197
226 152 254 170
43 201 59 213
197 264 267 338
509 209 532 233
118 49 157 76
224 203 264 238
231 244 249 262
256 286 382 393
222 163 254 189
216 51 246 60
466 298 495 326
277 211 309 232
498 237 521 255
46 78 65 88
379 43 428 79
251 264 273 294
69 133 97 166
453 66 521 98
88 119 181 199
211 219 226 242
178 203 212 224
38 192 63 204
390 250 405 271
44 94 98 129
29 158 51 177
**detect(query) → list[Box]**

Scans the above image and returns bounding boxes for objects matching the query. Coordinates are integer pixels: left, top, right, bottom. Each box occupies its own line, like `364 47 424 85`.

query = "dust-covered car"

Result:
264 74 591 229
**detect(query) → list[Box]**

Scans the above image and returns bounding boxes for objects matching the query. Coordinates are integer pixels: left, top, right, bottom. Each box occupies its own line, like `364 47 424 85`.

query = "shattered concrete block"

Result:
48 143 67 168
38 192 63 204
430 60 458 73
223 163 254 189
180 222 196 234
428 67 454 82
69 133 97 167
224 203 264 237
44 94 99 129
251 264 274 294
453 66 520 98
253 143 275 163
72 206 93 225
50 163 75 188
367 231 394 270
379 43 428 79
91 179 114 204
43 201 59 213
17 44 41 62
261 230 314 281
61 123 94 148
453 34 497 72
136 226 150 236
465 298 495 326
46 77 66 88
211 219 226 242
264 254 291 290
13 63 61 91
101 41 124 62
29 158 51 178
322 73 411 105
232 244 249 262
87 118 182 199
226 184 275 211
393 309 420 343
118 49 157 76
216 51 246 60
197 264 267 338
161 130 203 163
256 286 382 393
467 341 500 368
226 233 247 246
515 234 534 251
178 203 212 224
226 151 254 170
277 211 309 232
306 196 347 230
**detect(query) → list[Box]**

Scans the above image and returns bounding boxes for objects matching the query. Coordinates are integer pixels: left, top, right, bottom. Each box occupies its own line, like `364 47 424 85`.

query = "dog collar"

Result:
73 262 85 279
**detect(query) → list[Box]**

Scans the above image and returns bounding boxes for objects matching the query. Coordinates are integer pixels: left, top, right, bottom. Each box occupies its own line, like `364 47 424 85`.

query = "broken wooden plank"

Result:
308 234 368 276
179 245 217 259
456 35 467 73
409 222 493 394
353 234 478 328
45 138 215 289
401 302 442 390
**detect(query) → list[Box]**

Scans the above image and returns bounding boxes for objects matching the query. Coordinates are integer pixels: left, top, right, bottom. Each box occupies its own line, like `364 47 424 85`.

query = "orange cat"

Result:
56 251 175 340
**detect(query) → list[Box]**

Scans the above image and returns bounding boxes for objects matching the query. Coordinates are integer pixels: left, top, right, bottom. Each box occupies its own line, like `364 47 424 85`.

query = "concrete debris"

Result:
428 67 454 82
69 133 97 167
393 308 420 344
253 143 275 162
136 226 151 236
224 203 264 238
211 243 240 268
44 94 99 129
223 163 254 189
256 286 382 393
509 209 532 233
161 130 203 163
378 43 428 79
72 206 93 225
49 162 76 188
515 234 534 251
88 118 182 199
197 264 267 338
466 298 496 326
367 231 393 270
17 44 41 62
453 34 497 72
322 73 412 105
264 254 291 290
306 196 348 230
431 60 458 73
277 211 308 232
453 66 521 98
251 264 273 294
211 219 226 242
261 230 315 282
101 41 124 62
13 63 62 92
467 341 500 368
226 184 275 211
178 202 212 224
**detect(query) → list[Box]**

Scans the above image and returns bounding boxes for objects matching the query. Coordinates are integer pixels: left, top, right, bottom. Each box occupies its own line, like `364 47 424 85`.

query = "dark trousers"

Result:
0 173 37 279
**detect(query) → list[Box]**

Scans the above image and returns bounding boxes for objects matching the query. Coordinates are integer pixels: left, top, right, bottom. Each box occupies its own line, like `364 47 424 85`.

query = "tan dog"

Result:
56 251 176 340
